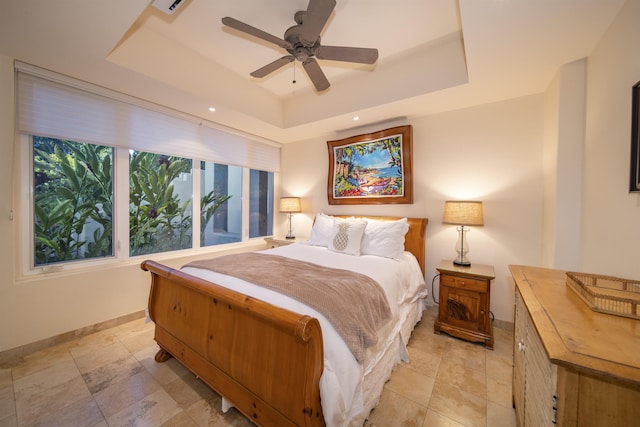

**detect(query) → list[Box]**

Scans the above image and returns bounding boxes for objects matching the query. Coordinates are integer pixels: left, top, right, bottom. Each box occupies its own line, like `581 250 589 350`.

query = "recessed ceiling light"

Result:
208 107 216 112
353 116 359 121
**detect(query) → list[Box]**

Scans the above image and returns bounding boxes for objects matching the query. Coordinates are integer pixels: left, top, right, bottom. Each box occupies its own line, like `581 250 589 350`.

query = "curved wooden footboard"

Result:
141 260 325 427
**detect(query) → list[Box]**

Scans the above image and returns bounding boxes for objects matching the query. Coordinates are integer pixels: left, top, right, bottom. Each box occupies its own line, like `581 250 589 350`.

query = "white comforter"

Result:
181 243 426 427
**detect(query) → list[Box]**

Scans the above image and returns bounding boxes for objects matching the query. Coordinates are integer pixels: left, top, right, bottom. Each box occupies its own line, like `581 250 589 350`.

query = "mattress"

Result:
181 242 427 427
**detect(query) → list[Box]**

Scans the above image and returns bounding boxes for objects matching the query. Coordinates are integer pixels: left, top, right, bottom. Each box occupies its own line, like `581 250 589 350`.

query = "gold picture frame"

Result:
327 125 413 205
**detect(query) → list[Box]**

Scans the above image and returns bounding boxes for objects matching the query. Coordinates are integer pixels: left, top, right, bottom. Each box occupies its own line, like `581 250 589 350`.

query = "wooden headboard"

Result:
334 215 428 276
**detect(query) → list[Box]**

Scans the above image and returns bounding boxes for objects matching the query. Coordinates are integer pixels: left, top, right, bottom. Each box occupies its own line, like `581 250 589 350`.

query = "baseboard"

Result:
0 310 146 369
493 317 514 333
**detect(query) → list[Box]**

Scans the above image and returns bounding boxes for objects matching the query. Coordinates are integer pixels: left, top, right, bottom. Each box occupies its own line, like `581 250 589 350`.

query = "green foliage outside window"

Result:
33 138 235 265
129 151 193 256
129 152 233 255
33 137 113 265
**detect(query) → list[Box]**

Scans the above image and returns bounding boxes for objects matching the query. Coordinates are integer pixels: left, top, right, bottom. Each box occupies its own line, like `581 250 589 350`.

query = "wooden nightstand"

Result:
264 237 306 248
433 260 495 349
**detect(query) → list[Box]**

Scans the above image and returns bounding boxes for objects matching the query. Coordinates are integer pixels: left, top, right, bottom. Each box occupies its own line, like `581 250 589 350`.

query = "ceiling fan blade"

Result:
222 17 292 49
250 56 295 78
316 45 379 64
299 0 336 46
302 58 330 92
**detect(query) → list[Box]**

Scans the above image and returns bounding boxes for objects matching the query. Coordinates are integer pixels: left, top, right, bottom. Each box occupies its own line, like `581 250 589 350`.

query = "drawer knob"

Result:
517 340 526 352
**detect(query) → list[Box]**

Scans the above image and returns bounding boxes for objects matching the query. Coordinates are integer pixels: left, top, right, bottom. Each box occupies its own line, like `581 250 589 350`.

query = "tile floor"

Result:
0 306 517 427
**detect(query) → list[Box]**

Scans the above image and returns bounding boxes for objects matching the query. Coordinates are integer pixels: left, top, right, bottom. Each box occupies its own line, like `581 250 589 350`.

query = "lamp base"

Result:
285 212 295 240
453 226 471 267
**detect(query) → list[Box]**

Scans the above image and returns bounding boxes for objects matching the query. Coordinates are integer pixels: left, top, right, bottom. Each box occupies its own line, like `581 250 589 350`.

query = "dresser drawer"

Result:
441 274 488 293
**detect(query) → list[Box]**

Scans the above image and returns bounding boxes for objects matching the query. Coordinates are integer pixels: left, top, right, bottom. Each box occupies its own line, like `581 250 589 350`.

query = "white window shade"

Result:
15 62 280 172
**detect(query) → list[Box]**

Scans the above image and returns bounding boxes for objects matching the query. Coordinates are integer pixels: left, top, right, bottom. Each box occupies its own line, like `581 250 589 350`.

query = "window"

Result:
17 62 281 272
33 136 114 266
200 162 242 246
31 142 273 268
249 169 274 238
129 151 193 256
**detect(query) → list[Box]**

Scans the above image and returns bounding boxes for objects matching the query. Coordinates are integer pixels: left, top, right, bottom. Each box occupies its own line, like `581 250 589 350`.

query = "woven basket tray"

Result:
566 271 640 319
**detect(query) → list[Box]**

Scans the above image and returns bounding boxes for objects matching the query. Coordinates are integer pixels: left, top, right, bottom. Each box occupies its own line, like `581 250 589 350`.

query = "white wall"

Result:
581 0 640 279
542 59 586 270
281 95 545 323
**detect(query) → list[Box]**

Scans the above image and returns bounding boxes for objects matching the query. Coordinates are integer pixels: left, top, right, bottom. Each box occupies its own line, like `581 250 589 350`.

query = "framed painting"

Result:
630 80 640 192
327 125 413 205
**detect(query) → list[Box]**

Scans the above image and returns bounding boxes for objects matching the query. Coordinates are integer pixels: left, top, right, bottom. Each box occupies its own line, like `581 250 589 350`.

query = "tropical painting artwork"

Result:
327 125 413 205
333 138 402 197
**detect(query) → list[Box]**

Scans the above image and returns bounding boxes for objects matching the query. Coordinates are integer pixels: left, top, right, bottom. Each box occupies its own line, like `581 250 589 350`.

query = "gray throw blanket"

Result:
184 252 392 363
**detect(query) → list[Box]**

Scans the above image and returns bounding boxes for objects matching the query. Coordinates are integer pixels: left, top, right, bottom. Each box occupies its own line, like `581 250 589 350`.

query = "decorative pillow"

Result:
307 213 335 247
360 217 409 260
328 218 367 256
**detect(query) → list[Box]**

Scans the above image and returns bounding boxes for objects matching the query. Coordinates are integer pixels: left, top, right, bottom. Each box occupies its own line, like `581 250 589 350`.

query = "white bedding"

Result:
181 242 426 427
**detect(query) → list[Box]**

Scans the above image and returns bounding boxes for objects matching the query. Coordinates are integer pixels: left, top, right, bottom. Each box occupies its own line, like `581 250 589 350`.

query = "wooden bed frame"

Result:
141 216 427 427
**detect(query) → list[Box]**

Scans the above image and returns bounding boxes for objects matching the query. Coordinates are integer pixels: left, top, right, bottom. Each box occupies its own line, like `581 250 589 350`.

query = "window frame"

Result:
31 136 116 267
15 63 280 276
19 135 276 276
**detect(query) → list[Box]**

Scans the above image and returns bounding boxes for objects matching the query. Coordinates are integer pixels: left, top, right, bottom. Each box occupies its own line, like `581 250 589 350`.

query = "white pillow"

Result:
360 217 409 260
307 213 335 247
328 218 367 256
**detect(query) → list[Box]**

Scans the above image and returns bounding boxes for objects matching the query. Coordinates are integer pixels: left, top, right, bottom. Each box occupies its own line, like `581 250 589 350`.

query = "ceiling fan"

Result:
222 0 379 92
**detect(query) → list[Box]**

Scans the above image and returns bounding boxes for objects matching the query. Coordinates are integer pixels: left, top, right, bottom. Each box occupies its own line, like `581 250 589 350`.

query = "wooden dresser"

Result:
510 265 640 426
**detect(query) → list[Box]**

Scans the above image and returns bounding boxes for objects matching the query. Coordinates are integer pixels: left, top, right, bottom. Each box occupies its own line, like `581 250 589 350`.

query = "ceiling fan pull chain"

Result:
293 61 296 84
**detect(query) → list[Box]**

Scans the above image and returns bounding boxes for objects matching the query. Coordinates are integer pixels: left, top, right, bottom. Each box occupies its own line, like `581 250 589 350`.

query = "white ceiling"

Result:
0 0 627 144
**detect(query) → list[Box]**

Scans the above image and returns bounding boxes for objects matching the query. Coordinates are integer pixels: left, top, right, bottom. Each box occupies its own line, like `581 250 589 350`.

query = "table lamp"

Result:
279 197 301 239
442 200 484 266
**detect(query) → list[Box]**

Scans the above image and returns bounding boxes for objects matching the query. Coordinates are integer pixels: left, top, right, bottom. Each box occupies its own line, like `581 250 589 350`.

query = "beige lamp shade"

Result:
279 197 301 213
442 201 484 226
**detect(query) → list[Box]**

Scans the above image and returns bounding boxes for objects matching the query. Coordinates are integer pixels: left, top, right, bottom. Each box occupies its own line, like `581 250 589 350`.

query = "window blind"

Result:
15 61 281 172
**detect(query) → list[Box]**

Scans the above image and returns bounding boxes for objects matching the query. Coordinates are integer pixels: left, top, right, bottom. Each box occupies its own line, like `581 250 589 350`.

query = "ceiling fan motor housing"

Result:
285 22 321 61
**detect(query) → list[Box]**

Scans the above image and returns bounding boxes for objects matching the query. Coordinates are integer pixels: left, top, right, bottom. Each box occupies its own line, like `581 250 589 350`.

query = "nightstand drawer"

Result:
441 275 487 293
